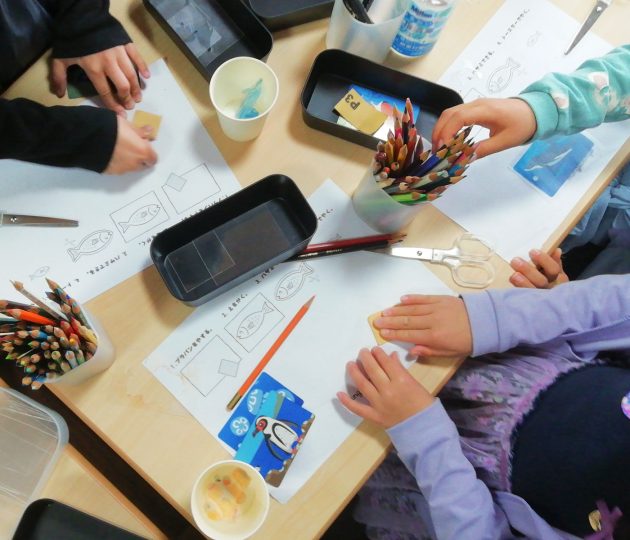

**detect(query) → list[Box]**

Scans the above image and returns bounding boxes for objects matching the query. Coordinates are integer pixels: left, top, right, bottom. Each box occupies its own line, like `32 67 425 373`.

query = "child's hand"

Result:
374 295 472 358
337 347 434 429
432 98 537 158
51 43 150 115
104 116 157 174
510 248 569 289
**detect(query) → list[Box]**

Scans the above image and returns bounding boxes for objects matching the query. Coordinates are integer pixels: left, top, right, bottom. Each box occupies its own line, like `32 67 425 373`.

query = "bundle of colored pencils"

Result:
0 278 98 390
372 98 477 205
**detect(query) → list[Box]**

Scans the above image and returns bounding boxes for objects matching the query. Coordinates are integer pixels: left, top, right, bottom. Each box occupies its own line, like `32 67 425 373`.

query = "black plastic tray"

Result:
12 499 146 540
151 175 317 306
301 49 464 149
246 0 334 31
144 0 273 80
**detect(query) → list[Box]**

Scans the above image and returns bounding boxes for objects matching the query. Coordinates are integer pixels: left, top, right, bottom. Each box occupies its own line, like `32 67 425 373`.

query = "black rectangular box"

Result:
151 175 318 306
144 0 273 79
301 49 464 149
246 0 334 31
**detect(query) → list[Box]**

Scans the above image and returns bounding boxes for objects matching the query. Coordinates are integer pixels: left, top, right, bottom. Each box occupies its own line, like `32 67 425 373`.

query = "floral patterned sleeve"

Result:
517 45 630 139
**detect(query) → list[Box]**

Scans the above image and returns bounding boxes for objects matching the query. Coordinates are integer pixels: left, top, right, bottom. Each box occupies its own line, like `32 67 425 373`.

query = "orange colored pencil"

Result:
227 295 315 411
4 309 55 326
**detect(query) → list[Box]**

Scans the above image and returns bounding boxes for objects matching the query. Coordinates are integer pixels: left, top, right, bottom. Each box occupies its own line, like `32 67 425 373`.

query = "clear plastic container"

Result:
0 389 68 538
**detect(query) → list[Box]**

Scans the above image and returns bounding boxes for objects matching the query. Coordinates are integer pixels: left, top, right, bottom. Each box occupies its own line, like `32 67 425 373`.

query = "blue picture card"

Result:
513 133 594 197
234 391 314 487
337 84 422 141
219 372 304 451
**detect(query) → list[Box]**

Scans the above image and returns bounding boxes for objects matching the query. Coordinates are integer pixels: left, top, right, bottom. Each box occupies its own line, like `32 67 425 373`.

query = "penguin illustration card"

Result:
513 133 594 197
219 373 304 451
235 393 315 487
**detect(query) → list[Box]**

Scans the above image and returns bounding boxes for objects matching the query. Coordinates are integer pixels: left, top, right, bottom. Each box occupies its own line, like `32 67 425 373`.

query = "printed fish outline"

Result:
29 266 50 280
487 57 520 94
275 263 314 301
526 31 542 47
237 302 274 339
67 230 114 262
523 148 573 172
118 204 160 233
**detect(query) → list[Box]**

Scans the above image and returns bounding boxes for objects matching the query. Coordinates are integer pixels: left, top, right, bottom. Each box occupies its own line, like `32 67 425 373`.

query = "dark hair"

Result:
614 515 630 540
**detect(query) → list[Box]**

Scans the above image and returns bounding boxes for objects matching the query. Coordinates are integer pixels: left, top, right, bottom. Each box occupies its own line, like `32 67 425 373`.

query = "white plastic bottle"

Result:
392 0 456 58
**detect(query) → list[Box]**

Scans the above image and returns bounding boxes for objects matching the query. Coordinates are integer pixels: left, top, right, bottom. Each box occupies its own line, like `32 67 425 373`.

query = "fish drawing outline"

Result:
118 204 161 233
526 31 542 47
523 148 573 172
487 57 520 94
67 230 114 262
29 266 50 280
237 302 274 339
275 263 314 301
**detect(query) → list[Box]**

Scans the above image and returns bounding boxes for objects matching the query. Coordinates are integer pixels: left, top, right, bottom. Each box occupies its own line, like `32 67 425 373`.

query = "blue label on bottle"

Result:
393 3 453 57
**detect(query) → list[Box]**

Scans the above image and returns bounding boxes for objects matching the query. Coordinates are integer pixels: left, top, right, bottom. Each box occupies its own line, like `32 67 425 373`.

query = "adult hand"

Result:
432 98 537 158
374 295 473 358
510 248 569 289
51 43 150 116
337 347 434 429
103 116 157 174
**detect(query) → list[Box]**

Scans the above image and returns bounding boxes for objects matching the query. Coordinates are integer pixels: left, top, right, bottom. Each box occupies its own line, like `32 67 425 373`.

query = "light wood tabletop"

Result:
3 0 628 538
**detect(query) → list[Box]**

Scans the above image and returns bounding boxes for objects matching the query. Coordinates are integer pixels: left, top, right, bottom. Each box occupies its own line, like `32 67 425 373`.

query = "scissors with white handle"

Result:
565 0 611 55
379 233 496 289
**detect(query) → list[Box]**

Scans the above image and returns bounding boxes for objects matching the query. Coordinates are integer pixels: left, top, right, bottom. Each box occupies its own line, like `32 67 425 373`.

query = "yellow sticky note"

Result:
367 311 387 345
334 88 387 135
132 110 162 140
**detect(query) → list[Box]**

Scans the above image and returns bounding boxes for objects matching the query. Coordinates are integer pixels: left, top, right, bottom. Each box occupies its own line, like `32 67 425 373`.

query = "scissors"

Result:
0 211 78 227
565 0 611 55
379 233 496 288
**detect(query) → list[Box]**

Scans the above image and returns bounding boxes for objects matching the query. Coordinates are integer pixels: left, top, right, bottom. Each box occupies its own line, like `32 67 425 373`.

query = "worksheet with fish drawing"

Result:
432 0 630 262
0 59 240 302
143 179 454 503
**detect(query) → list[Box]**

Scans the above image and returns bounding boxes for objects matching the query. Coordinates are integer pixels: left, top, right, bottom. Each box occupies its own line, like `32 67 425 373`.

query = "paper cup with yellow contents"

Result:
191 460 270 540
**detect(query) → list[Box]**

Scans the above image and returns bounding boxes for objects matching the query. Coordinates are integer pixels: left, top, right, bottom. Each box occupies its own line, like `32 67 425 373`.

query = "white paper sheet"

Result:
433 0 630 261
143 179 454 502
0 59 240 301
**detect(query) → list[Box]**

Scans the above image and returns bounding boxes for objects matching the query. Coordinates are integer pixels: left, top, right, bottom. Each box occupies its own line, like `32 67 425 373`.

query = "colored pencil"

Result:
291 235 405 261
227 296 315 411
298 233 405 254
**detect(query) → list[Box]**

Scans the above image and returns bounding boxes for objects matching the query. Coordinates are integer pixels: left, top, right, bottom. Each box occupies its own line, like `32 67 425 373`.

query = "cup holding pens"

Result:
45 311 115 386
326 0 410 63
352 167 425 233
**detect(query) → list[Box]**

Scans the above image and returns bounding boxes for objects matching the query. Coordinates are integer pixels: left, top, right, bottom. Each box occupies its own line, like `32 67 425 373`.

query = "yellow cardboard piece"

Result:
367 311 387 345
132 110 162 140
334 88 387 135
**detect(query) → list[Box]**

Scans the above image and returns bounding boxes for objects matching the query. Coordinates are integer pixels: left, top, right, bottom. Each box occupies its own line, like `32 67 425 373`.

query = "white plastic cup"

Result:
46 311 115 386
191 460 270 540
209 57 279 142
326 0 410 63
352 167 426 233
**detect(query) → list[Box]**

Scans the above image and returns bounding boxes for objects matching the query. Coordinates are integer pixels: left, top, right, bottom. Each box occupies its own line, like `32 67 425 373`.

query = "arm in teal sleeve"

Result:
517 45 630 139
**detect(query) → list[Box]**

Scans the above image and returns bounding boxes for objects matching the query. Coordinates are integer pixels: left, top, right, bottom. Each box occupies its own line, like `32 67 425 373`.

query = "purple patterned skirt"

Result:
354 347 593 540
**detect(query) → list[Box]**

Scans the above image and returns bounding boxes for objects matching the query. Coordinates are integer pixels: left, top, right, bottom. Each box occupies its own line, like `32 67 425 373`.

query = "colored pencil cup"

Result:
45 311 115 386
352 167 425 233
326 0 409 63
191 460 270 540
209 57 279 142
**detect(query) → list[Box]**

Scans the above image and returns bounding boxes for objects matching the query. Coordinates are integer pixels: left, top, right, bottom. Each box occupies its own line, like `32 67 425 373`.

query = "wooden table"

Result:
4 1 628 538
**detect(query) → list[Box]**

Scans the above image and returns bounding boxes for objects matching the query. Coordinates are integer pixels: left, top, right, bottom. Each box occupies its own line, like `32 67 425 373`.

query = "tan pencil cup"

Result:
352 167 426 233
45 310 115 386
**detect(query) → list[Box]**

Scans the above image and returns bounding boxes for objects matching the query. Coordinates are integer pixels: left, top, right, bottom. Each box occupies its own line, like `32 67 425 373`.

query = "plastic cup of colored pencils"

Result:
1 278 115 388
353 98 477 233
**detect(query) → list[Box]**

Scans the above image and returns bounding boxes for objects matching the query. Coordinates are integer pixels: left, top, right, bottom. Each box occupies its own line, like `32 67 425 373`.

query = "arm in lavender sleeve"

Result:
388 400 521 540
462 274 630 358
